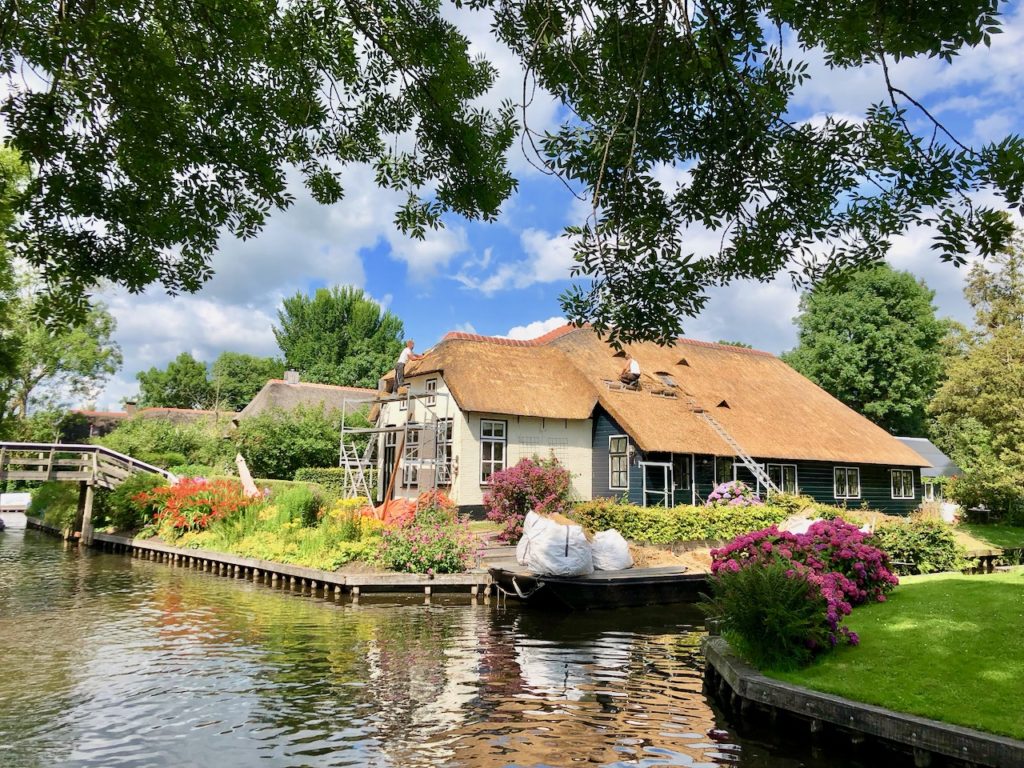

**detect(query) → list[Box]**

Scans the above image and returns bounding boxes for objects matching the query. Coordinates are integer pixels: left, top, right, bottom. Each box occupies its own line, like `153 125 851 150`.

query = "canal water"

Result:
0 524 860 768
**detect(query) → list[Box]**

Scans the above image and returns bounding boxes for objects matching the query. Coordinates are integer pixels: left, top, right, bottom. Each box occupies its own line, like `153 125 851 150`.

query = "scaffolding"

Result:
338 389 454 504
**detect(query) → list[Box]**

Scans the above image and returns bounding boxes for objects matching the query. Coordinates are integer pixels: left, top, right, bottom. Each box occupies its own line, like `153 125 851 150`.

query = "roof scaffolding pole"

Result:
338 388 454 504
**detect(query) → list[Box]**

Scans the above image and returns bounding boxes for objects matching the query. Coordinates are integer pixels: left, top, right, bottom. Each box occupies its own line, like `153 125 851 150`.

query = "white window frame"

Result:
425 378 437 406
891 469 915 500
435 417 453 485
609 435 629 490
402 429 419 487
480 419 507 484
834 466 861 500
767 463 799 494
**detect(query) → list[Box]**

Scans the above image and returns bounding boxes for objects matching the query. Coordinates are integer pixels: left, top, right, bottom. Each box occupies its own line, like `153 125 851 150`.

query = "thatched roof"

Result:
239 379 376 419
399 326 927 467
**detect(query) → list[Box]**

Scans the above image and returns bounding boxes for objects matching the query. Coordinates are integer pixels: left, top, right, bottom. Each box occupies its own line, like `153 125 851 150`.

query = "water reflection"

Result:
0 527 847 768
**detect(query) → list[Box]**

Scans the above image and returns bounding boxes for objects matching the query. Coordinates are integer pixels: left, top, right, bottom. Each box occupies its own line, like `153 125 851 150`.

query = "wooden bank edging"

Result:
703 636 1024 768
25 517 493 599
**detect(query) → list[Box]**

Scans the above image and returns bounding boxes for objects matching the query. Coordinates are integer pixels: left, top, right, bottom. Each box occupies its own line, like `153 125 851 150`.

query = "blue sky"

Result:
91 3 1024 409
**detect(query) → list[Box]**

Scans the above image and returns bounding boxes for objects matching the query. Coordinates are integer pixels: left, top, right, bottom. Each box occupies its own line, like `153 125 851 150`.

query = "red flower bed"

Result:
136 477 261 534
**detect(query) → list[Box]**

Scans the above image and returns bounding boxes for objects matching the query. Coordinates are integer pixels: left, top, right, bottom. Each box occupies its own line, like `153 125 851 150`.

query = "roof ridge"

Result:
674 337 775 357
267 379 376 393
441 324 578 347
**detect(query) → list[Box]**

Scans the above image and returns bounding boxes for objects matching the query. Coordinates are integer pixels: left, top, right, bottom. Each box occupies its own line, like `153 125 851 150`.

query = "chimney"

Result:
124 401 137 415
284 370 300 385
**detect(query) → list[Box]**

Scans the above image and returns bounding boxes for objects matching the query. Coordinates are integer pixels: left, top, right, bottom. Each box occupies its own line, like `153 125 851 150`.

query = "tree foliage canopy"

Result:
2 3 1022 342
137 352 214 410
210 352 286 411
783 265 946 435
930 236 1024 514
274 286 404 388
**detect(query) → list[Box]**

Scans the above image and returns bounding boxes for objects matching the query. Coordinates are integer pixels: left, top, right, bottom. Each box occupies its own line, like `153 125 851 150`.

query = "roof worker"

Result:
395 340 420 391
619 354 641 389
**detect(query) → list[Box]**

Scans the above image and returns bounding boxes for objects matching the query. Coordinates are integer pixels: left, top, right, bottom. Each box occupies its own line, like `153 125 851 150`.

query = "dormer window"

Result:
717 400 730 408
655 371 678 388
677 358 690 367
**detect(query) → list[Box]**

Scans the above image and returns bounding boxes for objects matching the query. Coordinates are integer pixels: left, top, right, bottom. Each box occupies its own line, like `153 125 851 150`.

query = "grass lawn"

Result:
958 522 1024 551
768 569 1024 740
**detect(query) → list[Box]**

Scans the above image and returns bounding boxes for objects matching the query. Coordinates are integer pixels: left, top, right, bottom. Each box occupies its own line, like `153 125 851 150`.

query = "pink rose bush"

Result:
706 519 898 666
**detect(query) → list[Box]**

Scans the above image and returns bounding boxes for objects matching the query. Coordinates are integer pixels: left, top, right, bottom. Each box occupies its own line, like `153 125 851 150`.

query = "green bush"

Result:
95 415 234 469
234 405 345 480
869 519 969 575
168 463 222 478
701 559 829 671
274 484 326 527
570 499 788 543
98 473 169 531
27 482 81 530
294 467 378 498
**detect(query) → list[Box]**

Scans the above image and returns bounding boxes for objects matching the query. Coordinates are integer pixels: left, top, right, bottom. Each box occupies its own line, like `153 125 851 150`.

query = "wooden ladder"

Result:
685 397 780 495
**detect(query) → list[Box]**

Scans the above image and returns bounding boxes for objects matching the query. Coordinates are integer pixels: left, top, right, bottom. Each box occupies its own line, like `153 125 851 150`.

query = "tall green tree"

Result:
1 3 1020 344
782 265 947 435
0 289 122 421
136 353 214 410
930 238 1024 514
274 286 404 388
0 146 30 384
210 352 286 411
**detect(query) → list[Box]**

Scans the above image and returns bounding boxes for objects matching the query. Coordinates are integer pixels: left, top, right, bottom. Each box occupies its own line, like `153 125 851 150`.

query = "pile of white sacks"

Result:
515 511 634 577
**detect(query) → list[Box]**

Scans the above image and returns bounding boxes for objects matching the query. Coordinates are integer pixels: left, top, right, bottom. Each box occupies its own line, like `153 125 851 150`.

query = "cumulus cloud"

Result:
455 228 575 294
502 316 568 340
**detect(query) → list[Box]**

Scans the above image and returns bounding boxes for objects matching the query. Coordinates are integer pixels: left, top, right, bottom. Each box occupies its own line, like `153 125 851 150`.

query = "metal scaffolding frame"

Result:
338 389 454 503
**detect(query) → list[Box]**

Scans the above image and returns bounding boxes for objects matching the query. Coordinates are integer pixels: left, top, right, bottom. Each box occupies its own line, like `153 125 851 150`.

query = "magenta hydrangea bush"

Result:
705 480 762 507
483 457 573 543
710 519 898 653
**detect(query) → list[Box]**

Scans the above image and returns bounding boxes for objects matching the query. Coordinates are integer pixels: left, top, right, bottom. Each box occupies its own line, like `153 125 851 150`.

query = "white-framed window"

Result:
402 429 419 487
425 378 437 406
767 463 798 494
435 418 453 485
480 419 507 483
834 467 861 499
399 397 407 411
891 469 915 500
715 457 734 486
609 435 629 489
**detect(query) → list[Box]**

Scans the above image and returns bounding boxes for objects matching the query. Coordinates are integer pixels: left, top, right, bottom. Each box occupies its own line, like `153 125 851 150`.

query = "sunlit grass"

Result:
958 522 1024 551
769 569 1024 739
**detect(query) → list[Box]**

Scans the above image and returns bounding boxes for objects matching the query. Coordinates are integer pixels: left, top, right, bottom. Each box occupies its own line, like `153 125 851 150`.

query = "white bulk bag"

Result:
516 510 555 565
524 521 594 577
591 529 634 571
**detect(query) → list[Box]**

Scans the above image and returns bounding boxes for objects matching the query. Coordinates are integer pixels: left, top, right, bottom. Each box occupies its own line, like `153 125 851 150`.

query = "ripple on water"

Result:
2 528 856 768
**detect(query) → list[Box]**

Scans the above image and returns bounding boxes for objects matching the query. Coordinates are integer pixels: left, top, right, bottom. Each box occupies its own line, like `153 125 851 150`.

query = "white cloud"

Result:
453 321 477 334
387 225 470 281
455 227 575 294
502 316 567 340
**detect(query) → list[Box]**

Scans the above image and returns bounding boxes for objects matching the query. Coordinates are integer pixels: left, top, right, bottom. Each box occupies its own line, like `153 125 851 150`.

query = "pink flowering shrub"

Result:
705 519 899 666
705 480 762 507
484 457 573 543
376 502 479 574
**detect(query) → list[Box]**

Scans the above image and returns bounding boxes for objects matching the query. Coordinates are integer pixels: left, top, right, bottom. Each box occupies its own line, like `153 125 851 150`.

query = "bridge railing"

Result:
0 442 177 489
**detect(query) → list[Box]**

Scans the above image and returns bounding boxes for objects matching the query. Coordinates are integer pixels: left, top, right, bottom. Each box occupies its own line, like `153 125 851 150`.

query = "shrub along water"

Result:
702 519 899 670
27 481 82 530
377 492 479 574
97 473 168 531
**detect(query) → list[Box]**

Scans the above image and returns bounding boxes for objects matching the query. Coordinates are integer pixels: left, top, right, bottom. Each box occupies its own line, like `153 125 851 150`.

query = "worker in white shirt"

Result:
395 340 419 390
619 354 641 388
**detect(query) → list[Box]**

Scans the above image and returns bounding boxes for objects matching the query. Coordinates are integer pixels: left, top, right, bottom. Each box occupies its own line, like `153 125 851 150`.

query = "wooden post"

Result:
75 481 95 544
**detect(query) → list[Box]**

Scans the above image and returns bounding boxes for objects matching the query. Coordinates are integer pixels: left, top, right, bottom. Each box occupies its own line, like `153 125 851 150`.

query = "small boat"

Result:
489 565 708 611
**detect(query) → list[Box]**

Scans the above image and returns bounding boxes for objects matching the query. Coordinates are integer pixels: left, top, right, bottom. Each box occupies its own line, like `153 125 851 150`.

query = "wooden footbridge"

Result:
0 442 175 544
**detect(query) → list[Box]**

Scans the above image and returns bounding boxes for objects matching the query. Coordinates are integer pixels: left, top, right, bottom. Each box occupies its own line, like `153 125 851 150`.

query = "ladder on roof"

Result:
684 396 781 495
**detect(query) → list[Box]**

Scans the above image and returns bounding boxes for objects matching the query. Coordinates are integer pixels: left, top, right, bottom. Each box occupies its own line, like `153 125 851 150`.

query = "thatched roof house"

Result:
238 378 376 420
378 325 929 513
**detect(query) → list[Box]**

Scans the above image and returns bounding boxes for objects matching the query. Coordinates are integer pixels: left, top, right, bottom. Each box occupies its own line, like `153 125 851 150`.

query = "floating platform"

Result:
489 564 708 610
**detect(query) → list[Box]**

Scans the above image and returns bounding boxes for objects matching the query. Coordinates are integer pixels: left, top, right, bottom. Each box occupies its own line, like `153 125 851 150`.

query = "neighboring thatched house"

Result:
375 325 929 513
67 404 227 441
237 375 377 422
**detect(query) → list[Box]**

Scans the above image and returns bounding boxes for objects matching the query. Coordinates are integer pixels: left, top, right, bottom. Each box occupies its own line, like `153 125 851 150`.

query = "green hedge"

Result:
869 519 969 575
294 467 377 499
570 499 789 543
27 482 82 530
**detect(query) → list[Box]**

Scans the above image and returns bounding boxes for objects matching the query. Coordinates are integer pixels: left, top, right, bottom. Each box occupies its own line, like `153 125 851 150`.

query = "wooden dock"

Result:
25 517 493 600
